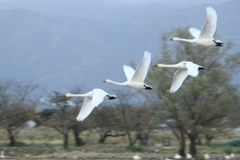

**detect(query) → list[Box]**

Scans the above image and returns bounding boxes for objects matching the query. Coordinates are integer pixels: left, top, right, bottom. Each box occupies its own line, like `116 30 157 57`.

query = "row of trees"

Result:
0 28 240 157
147 28 240 156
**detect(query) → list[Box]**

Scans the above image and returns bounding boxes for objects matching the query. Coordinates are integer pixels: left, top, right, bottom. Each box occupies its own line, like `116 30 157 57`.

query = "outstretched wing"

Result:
199 7 217 39
189 27 201 39
185 62 199 77
123 65 135 82
92 89 108 106
169 69 189 93
131 51 151 83
76 97 95 121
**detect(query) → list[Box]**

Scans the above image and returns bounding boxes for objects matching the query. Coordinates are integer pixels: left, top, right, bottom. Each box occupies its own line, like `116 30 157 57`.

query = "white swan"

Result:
174 153 182 159
171 7 223 46
186 153 192 159
230 153 235 158
225 155 231 159
156 61 205 93
133 155 141 160
0 151 5 158
64 89 116 121
103 51 152 90
204 154 210 160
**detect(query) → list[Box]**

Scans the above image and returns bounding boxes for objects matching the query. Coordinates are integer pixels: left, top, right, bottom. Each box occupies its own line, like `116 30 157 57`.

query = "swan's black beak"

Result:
170 38 174 41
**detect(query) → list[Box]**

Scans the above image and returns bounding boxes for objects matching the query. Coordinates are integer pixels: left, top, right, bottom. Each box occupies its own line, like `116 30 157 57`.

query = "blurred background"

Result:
0 0 240 159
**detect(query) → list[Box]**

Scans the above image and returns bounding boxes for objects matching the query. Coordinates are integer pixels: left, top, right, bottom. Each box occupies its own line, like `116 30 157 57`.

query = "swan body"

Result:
156 61 205 93
0 151 5 158
174 153 182 159
64 89 116 121
204 154 210 160
104 51 152 90
186 153 192 159
133 155 141 160
171 7 223 46
224 154 231 159
230 153 235 158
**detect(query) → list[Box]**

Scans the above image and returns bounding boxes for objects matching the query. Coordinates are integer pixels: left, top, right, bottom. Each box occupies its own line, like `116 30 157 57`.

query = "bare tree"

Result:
43 91 74 149
0 80 38 146
114 89 157 146
89 104 126 144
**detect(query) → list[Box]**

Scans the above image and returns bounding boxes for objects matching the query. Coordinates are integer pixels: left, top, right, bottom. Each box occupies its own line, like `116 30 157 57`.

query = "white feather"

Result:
189 27 201 39
199 6 217 39
156 61 204 93
131 51 151 83
171 6 222 46
76 97 95 121
65 89 115 121
123 65 135 82
169 69 189 93
186 62 199 77
104 51 152 89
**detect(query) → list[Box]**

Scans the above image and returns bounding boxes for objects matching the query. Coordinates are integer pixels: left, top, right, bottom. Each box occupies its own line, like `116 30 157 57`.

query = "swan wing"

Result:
185 62 199 77
123 65 135 82
199 7 217 39
189 28 201 39
131 51 151 82
169 69 189 93
76 97 95 121
92 89 108 106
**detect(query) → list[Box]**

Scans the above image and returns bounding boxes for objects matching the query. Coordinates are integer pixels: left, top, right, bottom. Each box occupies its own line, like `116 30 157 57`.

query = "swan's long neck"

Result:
173 37 196 43
157 64 180 68
67 92 92 98
106 80 127 86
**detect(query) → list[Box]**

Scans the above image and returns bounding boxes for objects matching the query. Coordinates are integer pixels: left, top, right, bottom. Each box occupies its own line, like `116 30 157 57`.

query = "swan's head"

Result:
103 79 110 83
107 95 117 100
170 37 177 41
64 93 71 97
213 40 223 47
144 84 152 90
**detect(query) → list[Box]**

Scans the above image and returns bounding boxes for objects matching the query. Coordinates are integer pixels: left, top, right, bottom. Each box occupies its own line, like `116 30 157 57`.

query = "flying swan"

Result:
103 51 152 90
171 7 223 46
156 61 205 93
64 89 116 121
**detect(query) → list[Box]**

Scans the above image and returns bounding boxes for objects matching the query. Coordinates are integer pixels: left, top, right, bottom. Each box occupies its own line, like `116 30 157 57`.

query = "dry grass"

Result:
1 127 240 159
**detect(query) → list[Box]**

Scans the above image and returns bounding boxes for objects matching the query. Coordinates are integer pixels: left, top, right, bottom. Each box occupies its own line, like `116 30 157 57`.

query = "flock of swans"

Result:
64 6 223 125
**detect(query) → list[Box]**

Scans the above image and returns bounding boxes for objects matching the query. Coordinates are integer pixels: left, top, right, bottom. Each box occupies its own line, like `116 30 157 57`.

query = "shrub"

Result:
227 139 240 147
15 141 27 147
222 147 233 154
125 145 145 152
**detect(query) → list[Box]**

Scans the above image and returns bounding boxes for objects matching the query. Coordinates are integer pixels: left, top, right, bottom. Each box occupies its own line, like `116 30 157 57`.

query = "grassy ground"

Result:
0 145 239 159
0 127 240 159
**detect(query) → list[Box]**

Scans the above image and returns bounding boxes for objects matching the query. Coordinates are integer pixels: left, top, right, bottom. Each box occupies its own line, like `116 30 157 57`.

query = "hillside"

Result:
0 0 239 93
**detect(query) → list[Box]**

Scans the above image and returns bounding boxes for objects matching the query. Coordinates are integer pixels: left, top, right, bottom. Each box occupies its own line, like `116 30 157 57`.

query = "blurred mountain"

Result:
0 0 239 93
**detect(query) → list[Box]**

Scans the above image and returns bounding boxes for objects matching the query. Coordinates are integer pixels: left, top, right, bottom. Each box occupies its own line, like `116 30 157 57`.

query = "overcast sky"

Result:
0 0 231 21
103 0 229 6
